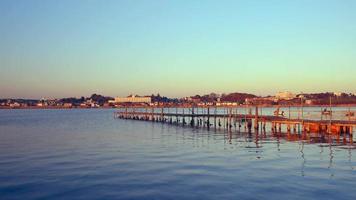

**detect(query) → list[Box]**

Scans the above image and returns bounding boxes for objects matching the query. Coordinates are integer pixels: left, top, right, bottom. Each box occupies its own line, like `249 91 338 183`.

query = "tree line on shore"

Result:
1 92 356 107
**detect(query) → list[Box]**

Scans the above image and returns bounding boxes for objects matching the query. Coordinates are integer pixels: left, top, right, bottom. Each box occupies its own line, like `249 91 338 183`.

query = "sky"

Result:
1 0 356 99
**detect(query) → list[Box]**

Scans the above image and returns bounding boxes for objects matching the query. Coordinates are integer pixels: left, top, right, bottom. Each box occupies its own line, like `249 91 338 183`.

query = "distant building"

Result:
108 100 116 104
334 92 342 97
275 92 296 100
216 102 238 106
80 103 88 108
114 95 151 103
47 99 57 106
182 97 201 103
10 102 20 108
37 98 57 107
305 99 314 105
197 102 214 106
245 97 274 105
83 99 99 108
63 103 73 108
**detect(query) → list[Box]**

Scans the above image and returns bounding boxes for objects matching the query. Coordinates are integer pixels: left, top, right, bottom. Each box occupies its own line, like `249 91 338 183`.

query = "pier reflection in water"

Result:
147 117 355 181
147 115 355 182
0 109 355 200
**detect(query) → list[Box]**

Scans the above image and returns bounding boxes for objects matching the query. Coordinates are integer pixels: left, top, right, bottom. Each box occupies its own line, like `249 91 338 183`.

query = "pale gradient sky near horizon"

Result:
1 0 356 99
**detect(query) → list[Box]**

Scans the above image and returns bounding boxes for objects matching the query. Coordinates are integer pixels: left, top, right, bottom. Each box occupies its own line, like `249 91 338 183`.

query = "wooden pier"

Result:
114 106 356 135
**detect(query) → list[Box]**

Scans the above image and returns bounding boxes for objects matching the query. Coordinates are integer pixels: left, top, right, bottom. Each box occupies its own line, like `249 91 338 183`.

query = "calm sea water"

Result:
0 109 355 200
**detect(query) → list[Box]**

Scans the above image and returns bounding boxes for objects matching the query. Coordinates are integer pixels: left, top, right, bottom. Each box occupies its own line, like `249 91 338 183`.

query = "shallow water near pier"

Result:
0 109 355 200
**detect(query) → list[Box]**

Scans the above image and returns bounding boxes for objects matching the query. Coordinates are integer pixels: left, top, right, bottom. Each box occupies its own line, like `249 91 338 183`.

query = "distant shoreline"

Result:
0 106 114 110
1 104 356 110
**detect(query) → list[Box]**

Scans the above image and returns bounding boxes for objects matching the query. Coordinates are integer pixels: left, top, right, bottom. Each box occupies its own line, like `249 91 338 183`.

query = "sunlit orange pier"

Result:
114 106 355 135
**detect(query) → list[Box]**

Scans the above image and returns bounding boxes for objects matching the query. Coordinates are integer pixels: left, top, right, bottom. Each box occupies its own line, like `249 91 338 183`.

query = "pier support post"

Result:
350 126 353 135
229 107 232 130
214 106 217 129
247 119 252 131
207 107 210 130
190 106 195 127
271 122 275 132
254 106 259 130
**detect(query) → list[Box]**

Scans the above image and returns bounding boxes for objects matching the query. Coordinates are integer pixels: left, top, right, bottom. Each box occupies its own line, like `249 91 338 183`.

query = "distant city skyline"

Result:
1 0 356 99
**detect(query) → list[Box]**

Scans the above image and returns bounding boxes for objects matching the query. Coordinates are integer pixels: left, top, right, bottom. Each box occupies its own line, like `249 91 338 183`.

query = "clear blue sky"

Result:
1 0 356 98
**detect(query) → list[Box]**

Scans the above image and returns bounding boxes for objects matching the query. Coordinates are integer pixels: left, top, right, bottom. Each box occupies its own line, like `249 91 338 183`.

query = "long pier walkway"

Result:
114 106 356 135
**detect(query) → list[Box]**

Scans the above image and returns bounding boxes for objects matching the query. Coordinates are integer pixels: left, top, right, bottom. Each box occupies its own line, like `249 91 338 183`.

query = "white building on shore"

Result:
114 95 151 103
275 91 296 100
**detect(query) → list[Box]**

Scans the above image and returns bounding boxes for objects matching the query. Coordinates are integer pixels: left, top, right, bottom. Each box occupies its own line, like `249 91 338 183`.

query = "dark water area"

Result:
0 109 355 200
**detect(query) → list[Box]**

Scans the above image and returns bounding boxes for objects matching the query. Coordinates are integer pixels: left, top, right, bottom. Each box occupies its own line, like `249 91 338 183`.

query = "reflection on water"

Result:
0 109 355 200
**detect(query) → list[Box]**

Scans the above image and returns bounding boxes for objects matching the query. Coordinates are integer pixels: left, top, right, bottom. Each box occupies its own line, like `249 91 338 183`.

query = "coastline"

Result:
2 104 356 110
